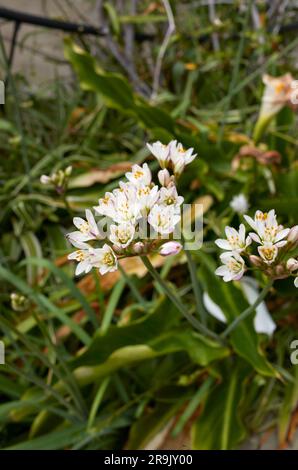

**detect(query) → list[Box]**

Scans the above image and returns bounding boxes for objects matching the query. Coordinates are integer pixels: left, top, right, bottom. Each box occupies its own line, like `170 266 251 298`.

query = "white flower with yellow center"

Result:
169 140 197 176
148 205 181 235
147 141 171 168
215 252 246 282
136 184 159 216
113 188 141 224
244 209 290 247
215 224 251 253
257 243 278 265
94 244 118 275
67 209 100 244
94 192 116 219
259 73 296 120
68 241 105 276
125 163 152 187
109 223 135 249
158 186 184 210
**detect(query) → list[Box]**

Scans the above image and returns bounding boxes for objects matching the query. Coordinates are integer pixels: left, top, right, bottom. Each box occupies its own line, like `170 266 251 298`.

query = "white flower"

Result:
215 252 246 282
158 186 184 209
287 258 298 272
169 140 197 176
68 241 105 276
96 182 140 224
244 209 290 247
109 223 135 249
94 192 116 218
67 209 100 244
159 241 182 256
147 141 171 168
257 243 278 265
125 163 151 187
113 186 141 224
230 194 249 214
148 205 181 235
95 244 118 275
259 73 296 120
136 185 159 216
288 225 298 243
215 224 251 253
158 169 173 187
294 277 298 288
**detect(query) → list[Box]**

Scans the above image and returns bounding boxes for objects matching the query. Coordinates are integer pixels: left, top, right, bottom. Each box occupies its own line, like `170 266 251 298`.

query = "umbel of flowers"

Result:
215 209 298 289
66 141 197 276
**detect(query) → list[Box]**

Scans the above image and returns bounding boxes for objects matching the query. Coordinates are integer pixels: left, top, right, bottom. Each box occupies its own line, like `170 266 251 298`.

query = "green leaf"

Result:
64 40 175 133
0 265 91 346
126 387 189 450
191 361 248 449
104 2 120 36
73 298 229 369
19 232 43 286
22 257 98 329
135 103 174 133
64 40 136 112
278 365 298 445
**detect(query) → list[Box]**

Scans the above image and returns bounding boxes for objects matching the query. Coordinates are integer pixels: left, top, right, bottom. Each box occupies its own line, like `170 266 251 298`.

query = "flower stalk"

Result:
141 255 225 345
221 280 274 338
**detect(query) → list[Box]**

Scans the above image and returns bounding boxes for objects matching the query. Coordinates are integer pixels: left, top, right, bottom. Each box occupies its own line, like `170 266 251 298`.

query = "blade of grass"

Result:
100 278 126 334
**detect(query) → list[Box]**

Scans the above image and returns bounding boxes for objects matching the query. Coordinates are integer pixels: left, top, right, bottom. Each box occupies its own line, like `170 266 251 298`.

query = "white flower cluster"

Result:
40 166 72 193
215 209 298 287
66 141 196 276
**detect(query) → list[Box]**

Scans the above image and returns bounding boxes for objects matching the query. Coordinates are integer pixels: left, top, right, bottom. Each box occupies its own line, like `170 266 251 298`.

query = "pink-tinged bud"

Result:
158 169 172 187
132 242 145 254
288 225 298 243
287 258 298 272
159 241 182 257
249 255 264 267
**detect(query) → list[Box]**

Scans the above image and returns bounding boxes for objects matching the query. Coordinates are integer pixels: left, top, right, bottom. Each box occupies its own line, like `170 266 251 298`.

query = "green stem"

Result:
185 249 207 325
61 192 74 218
221 280 273 338
141 256 225 345
118 264 147 308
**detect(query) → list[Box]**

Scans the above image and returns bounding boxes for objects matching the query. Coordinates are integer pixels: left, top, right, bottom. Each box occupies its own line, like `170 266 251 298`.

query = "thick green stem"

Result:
141 256 225 345
221 280 274 338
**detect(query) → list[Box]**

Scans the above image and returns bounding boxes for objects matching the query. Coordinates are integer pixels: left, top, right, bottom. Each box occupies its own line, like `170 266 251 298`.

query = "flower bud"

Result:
158 169 172 187
10 293 29 312
274 264 287 278
65 165 73 176
286 257 298 272
159 241 182 257
40 175 51 185
249 255 264 268
132 242 145 254
288 225 298 243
